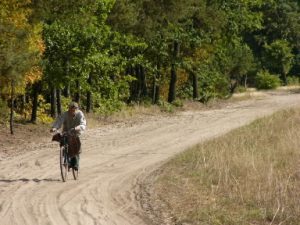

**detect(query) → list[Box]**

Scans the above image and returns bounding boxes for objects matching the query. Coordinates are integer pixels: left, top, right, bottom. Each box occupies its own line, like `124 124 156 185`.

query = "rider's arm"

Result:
52 112 66 130
74 111 86 132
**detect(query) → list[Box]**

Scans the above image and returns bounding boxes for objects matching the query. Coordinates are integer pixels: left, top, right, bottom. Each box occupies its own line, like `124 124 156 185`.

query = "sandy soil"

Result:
0 91 300 225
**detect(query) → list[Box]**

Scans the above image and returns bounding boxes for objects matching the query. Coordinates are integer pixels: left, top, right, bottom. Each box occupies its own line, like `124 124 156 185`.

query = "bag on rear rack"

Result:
67 135 81 157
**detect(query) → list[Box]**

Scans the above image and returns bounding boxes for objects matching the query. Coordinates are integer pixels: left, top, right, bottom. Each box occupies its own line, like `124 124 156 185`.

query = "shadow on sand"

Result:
0 178 61 183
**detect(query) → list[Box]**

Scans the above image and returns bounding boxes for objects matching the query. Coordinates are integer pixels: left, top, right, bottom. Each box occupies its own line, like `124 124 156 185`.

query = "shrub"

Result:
255 70 281 89
235 85 247 93
198 69 230 103
36 95 53 124
93 75 133 116
158 101 174 113
177 85 193 100
286 76 299 86
172 99 183 107
0 98 9 124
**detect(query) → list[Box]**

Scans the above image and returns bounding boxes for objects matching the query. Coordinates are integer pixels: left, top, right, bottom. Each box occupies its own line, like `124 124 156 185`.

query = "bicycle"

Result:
53 130 79 182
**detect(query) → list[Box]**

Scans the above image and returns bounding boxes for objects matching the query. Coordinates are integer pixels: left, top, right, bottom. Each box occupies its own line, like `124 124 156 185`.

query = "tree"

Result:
247 0 300 77
42 0 116 115
263 40 294 85
0 0 43 132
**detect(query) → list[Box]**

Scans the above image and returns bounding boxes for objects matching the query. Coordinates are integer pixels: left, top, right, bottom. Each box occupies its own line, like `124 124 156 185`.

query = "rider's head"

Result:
68 102 79 116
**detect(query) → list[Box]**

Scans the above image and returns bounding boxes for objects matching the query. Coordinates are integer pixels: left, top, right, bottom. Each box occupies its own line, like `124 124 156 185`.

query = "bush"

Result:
177 85 193 99
172 99 183 107
0 98 9 124
36 95 53 124
94 94 126 116
93 75 133 116
286 76 299 86
255 70 281 89
198 69 230 103
158 101 174 113
235 85 247 93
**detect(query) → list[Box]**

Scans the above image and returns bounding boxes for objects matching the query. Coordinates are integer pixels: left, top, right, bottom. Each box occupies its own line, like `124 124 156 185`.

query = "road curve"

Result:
0 92 300 225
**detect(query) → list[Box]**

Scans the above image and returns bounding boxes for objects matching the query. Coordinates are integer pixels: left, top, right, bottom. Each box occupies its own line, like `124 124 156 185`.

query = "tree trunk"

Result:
10 81 15 135
63 58 70 97
56 88 62 115
230 79 238 94
168 41 179 103
168 65 177 103
50 85 57 118
74 79 80 104
135 65 141 100
63 83 70 97
86 74 92 113
152 62 161 104
129 65 140 102
31 82 39 123
20 94 26 119
192 72 199 100
282 73 287 86
127 66 135 102
244 74 248 88
152 76 157 104
140 65 148 98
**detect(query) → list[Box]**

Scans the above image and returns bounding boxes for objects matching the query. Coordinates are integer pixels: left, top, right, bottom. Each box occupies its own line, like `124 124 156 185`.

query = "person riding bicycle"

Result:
50 102 86 170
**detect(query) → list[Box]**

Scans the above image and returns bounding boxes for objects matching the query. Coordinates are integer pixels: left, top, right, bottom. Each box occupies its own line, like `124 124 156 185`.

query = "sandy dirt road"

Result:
0 91 300 225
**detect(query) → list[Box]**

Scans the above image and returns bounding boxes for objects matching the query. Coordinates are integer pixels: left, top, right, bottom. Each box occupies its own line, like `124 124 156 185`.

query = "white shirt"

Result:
52 110 86 135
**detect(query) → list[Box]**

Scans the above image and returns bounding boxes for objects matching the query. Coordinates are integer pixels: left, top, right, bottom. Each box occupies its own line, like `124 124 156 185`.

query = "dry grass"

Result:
154 108 300 225
86 104 164 128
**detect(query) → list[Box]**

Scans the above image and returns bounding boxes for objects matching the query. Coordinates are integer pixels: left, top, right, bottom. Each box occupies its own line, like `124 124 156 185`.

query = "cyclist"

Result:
50 102 86 170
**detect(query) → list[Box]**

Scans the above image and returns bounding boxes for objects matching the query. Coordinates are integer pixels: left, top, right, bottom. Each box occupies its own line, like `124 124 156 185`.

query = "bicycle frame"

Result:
59 132 79 182
61 134 69 163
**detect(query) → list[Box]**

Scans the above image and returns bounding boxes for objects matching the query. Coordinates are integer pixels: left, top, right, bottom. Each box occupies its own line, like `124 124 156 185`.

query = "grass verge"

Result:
154 108 300 225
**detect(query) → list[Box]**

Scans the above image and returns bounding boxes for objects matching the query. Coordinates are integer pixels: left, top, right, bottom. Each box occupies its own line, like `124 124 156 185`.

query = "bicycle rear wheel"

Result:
60 146 68 182
72 167 78 180
71 155 79 180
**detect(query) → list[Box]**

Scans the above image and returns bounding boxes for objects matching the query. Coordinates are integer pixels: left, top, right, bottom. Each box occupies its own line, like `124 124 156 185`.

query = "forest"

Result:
0 0 299 133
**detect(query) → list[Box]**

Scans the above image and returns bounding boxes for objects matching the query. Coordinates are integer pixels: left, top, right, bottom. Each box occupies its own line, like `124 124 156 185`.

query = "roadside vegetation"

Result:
154 108 300 224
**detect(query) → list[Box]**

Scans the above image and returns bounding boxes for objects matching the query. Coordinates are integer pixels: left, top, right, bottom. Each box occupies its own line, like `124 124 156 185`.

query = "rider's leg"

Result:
75 137 81 169
75 154 80 170
70 137 81 170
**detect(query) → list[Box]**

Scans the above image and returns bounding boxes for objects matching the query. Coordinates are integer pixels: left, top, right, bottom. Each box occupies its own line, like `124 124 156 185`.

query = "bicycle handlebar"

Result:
51 128 77 136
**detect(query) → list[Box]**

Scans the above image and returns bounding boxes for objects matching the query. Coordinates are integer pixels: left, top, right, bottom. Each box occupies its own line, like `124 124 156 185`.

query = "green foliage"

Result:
177 84 193 99
0 0 42 95
198 67 230 103
172 99 183 107
93 75 134 115
94 95 126 116
2 0 300 120
263 40 294 77
36 95 53 124
221 0 263 39
158 101 174 113
0 99 9 124
255 70 281 89
259 0 300 45
252 1 300 81
60 96 72 112
286 76 299 85
214 42 256 81
235 86 247 93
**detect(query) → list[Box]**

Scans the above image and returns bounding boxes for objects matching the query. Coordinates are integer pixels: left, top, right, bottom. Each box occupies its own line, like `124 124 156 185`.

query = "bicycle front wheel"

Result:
60 146 68 182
